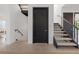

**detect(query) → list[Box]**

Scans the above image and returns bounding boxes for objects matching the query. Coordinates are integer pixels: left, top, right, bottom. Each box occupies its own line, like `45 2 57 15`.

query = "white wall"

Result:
9 4 28 43
0 4 28 44
28 4 53 44
54 4 64 25
62 4 79 12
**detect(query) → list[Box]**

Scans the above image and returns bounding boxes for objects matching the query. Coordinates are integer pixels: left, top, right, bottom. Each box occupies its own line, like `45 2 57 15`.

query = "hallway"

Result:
0 4 79 54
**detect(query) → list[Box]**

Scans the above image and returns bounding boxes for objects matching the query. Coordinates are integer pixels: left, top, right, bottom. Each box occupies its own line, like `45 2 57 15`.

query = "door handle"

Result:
44 30 48 32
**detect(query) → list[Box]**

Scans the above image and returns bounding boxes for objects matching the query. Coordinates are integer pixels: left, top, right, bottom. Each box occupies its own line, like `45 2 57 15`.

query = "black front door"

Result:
33 7 48 43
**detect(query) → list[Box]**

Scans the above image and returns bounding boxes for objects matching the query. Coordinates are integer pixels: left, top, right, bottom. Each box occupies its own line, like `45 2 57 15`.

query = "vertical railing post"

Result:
77 29 79 48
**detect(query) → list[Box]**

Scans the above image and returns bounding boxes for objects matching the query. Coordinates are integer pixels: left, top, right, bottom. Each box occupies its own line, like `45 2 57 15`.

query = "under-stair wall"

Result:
9 4 28 43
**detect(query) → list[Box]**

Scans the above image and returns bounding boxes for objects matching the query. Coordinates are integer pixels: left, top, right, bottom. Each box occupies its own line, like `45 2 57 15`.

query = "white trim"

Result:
28 4 53 44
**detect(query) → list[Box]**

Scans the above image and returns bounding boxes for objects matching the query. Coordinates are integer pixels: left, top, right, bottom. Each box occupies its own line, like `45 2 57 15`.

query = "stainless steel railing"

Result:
14 29 23 36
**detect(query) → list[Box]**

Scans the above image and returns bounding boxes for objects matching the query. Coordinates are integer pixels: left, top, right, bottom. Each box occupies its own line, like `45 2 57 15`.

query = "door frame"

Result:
74 12 79 42
33 7 49 43
28 5 53 44
74 12 79 25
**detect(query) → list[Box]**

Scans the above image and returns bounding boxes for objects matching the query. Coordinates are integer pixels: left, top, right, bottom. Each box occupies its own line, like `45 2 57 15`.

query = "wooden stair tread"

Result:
54 29 61 30
54 32 67 34
54 31 65 33
55 37 72 40
54 34 69 36
54 27 61 28
56 40 77 46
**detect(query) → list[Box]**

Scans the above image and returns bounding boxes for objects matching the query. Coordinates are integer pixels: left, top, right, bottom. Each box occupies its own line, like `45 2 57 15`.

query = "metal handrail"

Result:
63 17 79 30
15 29 23 36
58 15 79 30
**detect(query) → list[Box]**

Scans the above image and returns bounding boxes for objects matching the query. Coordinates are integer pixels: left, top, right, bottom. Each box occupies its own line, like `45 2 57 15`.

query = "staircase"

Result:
19 4 28 16
54 23 77 48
